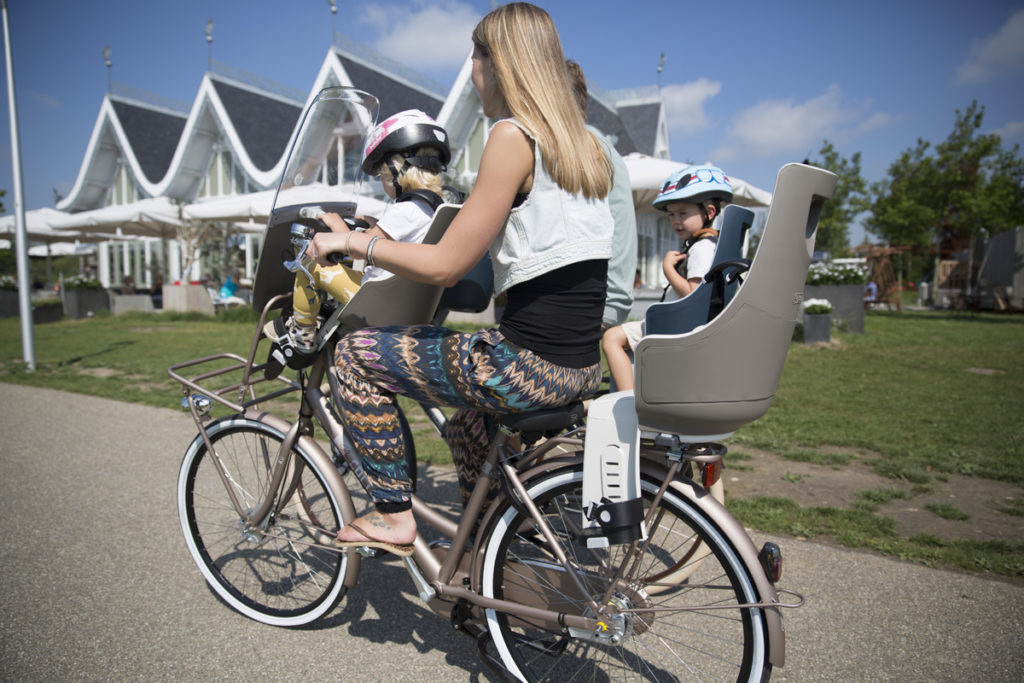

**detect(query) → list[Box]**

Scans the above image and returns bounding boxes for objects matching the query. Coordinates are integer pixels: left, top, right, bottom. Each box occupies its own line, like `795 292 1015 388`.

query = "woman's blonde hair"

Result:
378 147 445 195
472 2 611 199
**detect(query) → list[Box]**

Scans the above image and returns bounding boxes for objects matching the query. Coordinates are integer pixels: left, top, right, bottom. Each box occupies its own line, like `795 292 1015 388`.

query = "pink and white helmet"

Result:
361 109 451 175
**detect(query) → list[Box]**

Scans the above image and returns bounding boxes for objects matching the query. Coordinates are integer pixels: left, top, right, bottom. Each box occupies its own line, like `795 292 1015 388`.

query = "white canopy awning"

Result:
48 197 185 239
183 184 388 225
623 154 773 212
0 207 79 243
28 242 97 257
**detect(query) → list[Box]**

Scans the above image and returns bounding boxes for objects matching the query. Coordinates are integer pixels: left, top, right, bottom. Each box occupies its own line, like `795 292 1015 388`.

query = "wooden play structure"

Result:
863 245 910 310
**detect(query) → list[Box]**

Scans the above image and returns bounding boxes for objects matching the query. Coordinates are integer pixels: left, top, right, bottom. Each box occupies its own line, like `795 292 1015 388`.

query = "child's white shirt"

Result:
361 200 433 284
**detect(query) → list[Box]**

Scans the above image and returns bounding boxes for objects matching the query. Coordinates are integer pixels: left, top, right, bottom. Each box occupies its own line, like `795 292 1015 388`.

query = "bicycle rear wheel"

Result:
481 466 770 681
177 417 349 626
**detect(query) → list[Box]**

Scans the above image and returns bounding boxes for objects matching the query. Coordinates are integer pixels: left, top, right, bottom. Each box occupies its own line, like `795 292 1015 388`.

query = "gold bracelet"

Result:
343 230 354 256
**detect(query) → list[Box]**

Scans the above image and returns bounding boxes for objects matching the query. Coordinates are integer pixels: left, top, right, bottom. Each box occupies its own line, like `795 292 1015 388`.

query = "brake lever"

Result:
283 222 316 282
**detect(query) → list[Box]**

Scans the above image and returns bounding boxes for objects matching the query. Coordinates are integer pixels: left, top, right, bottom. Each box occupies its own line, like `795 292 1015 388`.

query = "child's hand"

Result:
663 250 686 273
318 212 352 235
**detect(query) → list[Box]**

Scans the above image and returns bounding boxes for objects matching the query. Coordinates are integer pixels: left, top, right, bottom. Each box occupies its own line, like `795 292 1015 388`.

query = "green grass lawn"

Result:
2 307 1022 575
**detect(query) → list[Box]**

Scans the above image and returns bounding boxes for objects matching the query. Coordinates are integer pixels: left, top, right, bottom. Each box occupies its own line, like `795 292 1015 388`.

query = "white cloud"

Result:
30 91 61 109
661 79 722 136
711 85 891 161
360 1 481 73
990 120 1024 143
955 8 1024 84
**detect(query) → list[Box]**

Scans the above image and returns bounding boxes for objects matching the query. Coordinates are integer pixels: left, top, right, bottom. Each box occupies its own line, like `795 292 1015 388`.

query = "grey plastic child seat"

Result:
633 163 837 439
336 204 460 332
644 204 755 336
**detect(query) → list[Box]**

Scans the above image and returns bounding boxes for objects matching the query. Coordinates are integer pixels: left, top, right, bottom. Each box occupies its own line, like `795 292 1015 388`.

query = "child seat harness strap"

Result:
659 228 720 303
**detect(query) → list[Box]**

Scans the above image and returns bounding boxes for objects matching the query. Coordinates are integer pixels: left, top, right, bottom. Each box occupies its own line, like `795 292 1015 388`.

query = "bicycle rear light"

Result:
702 459 722 487
758 542 783 583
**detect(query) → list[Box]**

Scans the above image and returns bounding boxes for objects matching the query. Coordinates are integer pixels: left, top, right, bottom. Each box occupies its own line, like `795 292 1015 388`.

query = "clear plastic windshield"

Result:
253 88 380 311
272 87 380 208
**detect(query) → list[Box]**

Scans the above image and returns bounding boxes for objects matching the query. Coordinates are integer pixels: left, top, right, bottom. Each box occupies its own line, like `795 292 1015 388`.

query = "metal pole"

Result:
2 0 36 370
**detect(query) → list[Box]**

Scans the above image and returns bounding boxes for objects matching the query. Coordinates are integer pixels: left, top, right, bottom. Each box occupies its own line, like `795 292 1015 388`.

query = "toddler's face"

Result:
378 166 398 199
665 202 705 238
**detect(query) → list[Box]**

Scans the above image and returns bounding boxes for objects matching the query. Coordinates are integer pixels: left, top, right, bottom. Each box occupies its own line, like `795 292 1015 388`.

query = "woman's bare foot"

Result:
335 509 416 546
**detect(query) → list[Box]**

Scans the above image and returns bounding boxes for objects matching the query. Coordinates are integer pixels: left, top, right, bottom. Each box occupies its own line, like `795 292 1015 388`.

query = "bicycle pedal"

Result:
354 545 383 558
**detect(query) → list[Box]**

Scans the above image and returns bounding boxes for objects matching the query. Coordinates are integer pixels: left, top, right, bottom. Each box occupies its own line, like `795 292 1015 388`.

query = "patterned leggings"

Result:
332 325 602 511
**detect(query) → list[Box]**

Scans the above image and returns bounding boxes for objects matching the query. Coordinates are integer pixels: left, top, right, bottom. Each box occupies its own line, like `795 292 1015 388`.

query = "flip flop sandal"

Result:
332 521 415 557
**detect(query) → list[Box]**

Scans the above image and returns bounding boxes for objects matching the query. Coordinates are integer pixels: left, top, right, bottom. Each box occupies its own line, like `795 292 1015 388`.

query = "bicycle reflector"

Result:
702 459 722 488
758 542 783 583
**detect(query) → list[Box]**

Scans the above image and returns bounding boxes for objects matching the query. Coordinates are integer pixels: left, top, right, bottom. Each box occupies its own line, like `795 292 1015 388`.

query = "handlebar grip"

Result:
298 206 325 220
326 252 348 265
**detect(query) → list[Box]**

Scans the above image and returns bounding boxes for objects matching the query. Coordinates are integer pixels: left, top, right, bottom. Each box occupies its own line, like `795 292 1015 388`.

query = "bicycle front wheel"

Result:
481 466 770 681
177 417 349 627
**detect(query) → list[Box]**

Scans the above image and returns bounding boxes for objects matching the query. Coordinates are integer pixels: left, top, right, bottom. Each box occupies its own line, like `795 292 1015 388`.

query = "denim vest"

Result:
489 119 613 295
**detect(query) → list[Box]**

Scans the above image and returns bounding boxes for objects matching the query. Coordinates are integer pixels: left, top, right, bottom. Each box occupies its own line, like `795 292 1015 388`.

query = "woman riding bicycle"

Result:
307 2 614 555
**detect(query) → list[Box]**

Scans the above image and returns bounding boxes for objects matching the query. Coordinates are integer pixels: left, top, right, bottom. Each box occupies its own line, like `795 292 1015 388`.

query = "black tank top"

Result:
498 259 608 368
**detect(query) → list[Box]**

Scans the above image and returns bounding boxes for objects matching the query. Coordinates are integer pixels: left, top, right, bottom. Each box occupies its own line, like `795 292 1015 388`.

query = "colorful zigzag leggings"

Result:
332 325 601 512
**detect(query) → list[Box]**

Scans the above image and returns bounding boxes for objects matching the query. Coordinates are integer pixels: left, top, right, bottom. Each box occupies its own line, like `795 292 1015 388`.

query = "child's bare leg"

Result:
602 325 635 391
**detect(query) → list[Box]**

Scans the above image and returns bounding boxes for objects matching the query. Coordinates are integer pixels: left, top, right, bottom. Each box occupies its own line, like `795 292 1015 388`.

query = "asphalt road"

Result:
1 383 1021 681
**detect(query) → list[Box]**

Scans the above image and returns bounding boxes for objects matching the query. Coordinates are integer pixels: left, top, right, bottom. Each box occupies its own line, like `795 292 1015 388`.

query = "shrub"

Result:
806 262 868 286
802 298 833 315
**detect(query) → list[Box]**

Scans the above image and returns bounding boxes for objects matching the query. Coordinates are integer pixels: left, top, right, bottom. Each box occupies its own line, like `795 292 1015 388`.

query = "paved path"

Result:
1 383 1021 681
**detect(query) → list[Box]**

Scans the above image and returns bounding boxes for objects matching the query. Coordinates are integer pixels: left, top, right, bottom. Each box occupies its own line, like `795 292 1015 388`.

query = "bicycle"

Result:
170 88 836 681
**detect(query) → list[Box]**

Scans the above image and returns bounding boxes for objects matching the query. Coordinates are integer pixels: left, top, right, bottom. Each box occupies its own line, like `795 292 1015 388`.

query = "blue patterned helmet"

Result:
653 165 733 211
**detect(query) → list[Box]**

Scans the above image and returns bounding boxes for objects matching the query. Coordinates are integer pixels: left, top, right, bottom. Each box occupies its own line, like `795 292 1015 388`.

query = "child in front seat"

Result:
265 109 455 363
602 164 733 391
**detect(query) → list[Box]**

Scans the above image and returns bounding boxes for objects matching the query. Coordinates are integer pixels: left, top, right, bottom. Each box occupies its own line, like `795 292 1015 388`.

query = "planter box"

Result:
32 301 63 324
804 284 863 333
110 294 155 315
0 289 18 317
164 283 215 314
803 313 831 345
62 289 110 319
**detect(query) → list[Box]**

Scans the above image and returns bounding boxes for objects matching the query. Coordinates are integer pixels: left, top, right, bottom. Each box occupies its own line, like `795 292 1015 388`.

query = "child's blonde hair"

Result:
378 147 445 196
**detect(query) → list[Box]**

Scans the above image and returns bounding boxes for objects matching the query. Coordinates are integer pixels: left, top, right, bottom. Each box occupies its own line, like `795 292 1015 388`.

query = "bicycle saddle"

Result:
497 401 584 443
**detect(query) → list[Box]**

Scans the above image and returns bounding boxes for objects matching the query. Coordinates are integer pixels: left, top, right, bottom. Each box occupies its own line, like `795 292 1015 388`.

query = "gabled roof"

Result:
210 78 302 172
57 93 190 212
108 99 187 183
618 101 664 157
335 53 444 118
608 86 669 159
327 35 446 119
585 93 639 157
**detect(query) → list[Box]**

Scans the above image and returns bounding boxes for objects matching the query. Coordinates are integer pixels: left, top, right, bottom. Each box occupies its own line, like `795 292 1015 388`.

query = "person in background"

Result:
566 59 637 330
150 273 163 309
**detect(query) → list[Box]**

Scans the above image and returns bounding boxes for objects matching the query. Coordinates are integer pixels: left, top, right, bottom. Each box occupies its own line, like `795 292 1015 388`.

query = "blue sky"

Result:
2 0 1023 246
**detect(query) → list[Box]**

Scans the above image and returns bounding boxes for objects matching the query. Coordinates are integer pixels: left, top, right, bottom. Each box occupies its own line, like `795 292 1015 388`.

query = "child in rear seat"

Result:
602 164 733 391
264 110 454 364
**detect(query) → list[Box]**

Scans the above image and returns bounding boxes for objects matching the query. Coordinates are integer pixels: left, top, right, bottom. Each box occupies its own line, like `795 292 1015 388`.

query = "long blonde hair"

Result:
472 2 611 199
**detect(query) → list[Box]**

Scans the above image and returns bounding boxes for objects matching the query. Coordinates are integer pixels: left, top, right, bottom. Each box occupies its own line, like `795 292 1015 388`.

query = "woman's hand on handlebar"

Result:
306 213 350 266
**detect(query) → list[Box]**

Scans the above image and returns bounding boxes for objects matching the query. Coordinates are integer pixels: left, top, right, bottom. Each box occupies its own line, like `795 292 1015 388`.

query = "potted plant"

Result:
802 298 832 345
61 274 110 319
805 262 868 333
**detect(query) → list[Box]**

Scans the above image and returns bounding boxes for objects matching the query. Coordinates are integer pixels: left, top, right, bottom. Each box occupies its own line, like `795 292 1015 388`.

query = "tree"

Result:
867 101 1024 288
808 141 868 254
